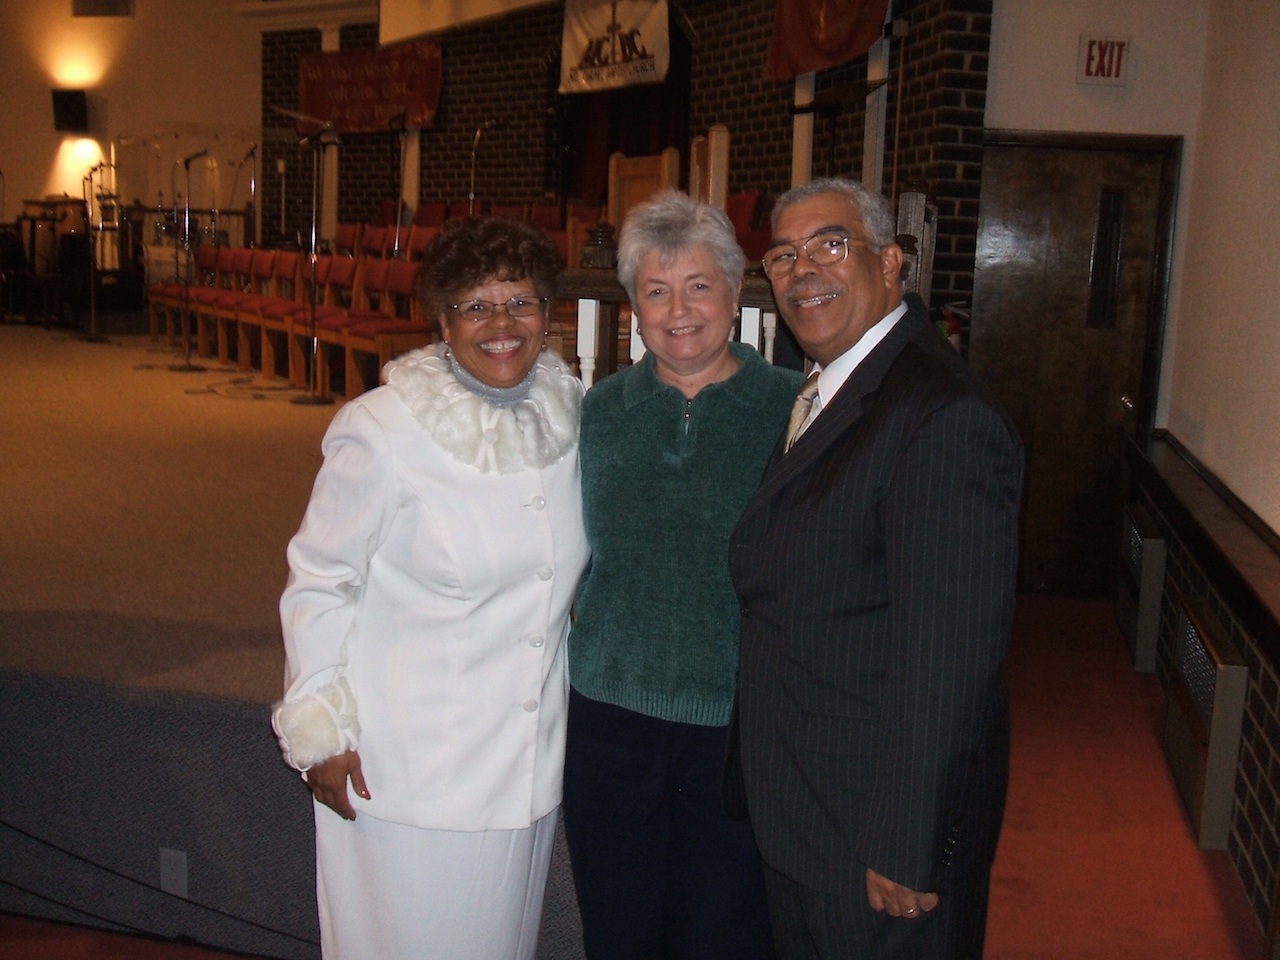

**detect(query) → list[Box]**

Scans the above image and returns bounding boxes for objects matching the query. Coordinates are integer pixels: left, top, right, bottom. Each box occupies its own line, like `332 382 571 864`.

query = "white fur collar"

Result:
385 342 582 474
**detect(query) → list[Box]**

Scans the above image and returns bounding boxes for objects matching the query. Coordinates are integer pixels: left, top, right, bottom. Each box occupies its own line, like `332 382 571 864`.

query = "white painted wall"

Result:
1164 0 1280 530
0 0 260 230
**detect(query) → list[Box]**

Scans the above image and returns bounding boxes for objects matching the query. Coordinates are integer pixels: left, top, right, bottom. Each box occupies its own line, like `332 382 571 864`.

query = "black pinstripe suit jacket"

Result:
729 302 1023 895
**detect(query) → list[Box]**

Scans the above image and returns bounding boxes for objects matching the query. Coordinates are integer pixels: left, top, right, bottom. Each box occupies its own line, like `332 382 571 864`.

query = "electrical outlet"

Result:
159 847 188 899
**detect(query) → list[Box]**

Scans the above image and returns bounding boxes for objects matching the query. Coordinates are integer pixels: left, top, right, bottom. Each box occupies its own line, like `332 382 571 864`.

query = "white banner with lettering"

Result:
560 0 669 94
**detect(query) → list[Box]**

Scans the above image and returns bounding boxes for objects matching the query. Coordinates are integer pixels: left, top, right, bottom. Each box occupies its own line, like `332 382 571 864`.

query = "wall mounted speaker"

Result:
52 90 90 132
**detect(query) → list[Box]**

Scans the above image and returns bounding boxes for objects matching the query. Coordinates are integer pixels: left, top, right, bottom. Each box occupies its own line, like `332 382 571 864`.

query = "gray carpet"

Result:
0 322 585 958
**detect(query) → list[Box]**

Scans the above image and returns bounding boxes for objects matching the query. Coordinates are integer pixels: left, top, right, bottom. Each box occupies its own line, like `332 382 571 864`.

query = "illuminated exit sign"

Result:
1077 34 1131 86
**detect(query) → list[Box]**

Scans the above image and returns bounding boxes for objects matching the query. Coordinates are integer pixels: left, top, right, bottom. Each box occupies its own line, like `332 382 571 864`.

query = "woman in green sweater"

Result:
564 190 804 959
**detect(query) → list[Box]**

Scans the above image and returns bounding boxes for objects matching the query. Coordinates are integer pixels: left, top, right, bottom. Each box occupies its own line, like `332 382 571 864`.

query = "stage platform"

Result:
0 324 585 958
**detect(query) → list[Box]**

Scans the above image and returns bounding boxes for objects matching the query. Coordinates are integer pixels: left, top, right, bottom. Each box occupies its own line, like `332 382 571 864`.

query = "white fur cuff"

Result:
272 676 361 772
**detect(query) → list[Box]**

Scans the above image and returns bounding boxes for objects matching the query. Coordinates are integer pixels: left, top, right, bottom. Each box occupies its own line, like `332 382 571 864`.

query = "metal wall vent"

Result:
1114 502 1166 672
1162 598 1247 849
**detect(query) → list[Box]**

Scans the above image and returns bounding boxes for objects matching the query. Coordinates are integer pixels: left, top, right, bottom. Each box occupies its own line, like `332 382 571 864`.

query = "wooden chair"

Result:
413 201 447 228
286 255 358 389
237 250 304 379
333 223 362 257
149 244 219 345
311 256 389 399
607 148 679 227
490 203 528 221
344 258 429 399
404 225 440 261
689 125 730 208
726 191 771 262
359 225 389 261
206 248 275 365
530 204 561 232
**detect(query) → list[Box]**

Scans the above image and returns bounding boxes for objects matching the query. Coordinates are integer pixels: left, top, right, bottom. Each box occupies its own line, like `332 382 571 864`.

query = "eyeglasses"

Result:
448 296 549 323
761 232 867 280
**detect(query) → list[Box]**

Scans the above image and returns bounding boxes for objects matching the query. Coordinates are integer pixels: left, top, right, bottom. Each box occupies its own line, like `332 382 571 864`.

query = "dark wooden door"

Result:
969 134 1179 595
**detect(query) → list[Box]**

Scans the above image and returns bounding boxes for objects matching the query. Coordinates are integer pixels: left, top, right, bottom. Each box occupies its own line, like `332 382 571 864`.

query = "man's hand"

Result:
305 750 370 820
866 867 939 919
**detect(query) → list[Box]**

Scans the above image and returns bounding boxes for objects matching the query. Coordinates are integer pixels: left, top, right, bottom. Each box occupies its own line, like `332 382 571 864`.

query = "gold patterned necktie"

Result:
784 372 821 453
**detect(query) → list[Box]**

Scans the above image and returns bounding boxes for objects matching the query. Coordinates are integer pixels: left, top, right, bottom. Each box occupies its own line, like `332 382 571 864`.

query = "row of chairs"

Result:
354 200 606 265
148 245 430 400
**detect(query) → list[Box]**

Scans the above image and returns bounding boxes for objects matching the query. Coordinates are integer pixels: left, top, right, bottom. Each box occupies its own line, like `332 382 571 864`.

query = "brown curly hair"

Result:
419 217 563 328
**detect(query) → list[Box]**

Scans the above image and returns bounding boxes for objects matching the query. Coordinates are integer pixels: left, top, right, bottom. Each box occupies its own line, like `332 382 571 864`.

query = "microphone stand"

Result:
247 144 257 248
292 127 336 406
392 110 408 255
170 151 207 372
80 165 109 343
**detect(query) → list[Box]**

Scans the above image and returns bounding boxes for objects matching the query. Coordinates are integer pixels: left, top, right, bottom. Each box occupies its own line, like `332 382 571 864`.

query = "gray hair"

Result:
616 189 746 308
771 177 897 251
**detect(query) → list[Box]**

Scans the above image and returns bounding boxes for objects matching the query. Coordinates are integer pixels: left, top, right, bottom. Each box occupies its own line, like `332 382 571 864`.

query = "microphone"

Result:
182 148 209 166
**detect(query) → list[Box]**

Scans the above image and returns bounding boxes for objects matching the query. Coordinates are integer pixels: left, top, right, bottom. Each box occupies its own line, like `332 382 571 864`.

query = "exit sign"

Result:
1077 34 1131 86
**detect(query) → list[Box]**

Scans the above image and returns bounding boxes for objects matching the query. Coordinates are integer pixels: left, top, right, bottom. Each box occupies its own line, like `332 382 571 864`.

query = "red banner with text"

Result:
298 40 442 133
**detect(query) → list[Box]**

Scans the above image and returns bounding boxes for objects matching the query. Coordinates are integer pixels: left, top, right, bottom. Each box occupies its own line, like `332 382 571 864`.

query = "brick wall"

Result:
684 0 793 202
260 28 321 248
1138 481 1280 931
337 22 401 225
893 0 992 309
420 6 564 208
258 1 992 309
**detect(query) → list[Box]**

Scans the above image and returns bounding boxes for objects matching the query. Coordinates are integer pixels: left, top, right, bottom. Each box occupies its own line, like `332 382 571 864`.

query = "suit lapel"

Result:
738 304 928 525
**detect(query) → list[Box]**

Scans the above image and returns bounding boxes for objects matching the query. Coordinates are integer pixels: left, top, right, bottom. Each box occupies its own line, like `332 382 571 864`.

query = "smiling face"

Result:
441 276 546 389
769 192 903 366
633 244 742 395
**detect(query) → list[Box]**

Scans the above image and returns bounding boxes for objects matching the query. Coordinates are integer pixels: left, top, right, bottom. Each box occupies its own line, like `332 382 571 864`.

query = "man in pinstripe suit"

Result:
729 178 1023 958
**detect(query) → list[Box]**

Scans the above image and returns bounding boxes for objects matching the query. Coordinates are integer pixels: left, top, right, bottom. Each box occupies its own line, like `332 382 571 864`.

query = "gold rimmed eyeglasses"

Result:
762 233 867 280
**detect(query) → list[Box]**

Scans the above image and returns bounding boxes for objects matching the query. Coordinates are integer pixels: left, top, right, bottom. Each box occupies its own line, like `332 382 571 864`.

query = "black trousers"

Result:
763 863 990 960
562 687 774 960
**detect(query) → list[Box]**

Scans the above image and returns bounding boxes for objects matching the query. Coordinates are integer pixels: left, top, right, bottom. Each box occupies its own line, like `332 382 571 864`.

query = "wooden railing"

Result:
556 268 781 387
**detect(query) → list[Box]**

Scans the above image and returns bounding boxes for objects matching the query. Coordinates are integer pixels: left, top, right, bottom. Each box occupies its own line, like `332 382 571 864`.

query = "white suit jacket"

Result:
279 357 589 832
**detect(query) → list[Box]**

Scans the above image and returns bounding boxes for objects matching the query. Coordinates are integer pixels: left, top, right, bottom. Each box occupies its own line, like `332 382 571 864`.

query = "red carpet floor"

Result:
987 594 1265 959
1 595 1267 958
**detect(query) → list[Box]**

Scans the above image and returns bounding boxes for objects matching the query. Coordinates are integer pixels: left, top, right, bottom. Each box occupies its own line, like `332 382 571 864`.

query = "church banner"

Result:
298 39 442 133
560 0 669 94
765 0 888 80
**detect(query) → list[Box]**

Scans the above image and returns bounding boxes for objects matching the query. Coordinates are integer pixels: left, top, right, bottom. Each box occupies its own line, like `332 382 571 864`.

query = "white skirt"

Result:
314 803 558 960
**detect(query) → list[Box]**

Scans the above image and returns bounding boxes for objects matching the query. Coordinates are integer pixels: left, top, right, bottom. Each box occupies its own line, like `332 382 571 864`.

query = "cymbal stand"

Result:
292 127 336 406
170 151 207 372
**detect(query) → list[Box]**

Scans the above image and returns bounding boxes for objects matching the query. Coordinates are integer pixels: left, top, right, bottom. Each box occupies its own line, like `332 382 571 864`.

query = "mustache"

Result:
783 281 841 306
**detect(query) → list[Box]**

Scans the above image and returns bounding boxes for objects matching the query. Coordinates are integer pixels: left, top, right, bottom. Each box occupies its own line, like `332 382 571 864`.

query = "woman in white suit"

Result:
272 218 589 960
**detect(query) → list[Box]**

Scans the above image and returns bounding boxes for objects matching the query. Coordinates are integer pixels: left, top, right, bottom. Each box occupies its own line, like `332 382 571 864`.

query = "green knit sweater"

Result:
569 343 804 727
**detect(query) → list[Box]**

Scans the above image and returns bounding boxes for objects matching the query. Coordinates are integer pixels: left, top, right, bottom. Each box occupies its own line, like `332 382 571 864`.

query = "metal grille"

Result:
1177 612 1217 731
1121 513 1143 580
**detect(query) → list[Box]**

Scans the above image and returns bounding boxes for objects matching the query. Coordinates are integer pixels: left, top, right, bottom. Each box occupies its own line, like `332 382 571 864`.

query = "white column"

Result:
791 73 815 188
740 306 763 353
862 10 892 194
320 24 340 245
763 311 778 365
577 298 601 389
